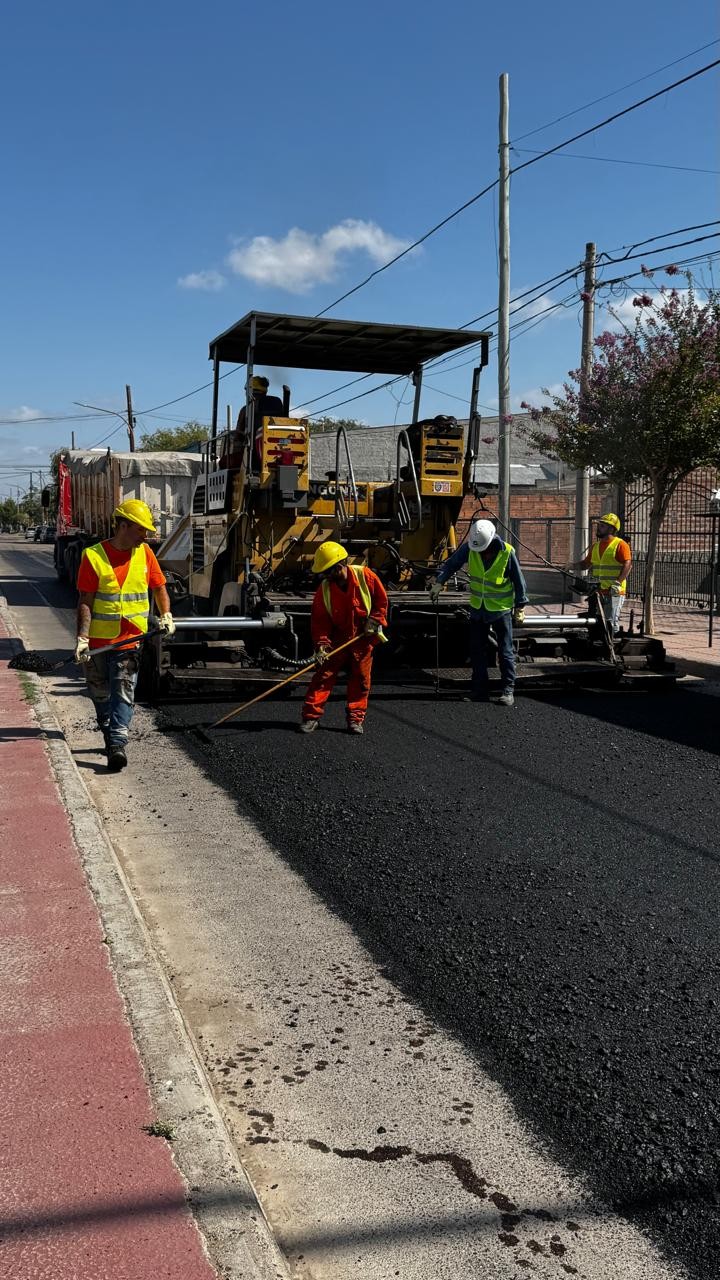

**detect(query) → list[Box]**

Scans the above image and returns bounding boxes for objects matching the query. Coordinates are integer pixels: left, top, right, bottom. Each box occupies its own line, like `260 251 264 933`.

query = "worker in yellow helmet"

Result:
74 499 175 771
300 542 388 736
566 512 632 635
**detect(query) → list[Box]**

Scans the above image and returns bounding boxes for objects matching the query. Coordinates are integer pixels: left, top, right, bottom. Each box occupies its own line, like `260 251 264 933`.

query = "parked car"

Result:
25 526 38 540
41 525 56 544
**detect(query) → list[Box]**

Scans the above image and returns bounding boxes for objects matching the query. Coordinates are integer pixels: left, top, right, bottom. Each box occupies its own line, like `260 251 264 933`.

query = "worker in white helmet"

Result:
429 518 528 706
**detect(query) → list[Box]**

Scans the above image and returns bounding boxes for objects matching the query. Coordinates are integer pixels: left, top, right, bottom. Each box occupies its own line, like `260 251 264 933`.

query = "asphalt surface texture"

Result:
163 676 720 1280
3 542 719 1277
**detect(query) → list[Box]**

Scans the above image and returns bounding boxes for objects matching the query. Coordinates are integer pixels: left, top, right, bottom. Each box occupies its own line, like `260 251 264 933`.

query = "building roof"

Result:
209 312 491 375
309 415 561 487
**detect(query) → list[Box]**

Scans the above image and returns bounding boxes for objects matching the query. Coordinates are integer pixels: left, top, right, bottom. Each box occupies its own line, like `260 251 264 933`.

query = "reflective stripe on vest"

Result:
84 542 150 640
321 565 388 642
322 564 372 618
591 537 626 593
468 543 515 612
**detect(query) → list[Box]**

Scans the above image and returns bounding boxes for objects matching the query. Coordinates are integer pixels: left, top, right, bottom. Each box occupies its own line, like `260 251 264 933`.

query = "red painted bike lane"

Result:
0 626 218 1279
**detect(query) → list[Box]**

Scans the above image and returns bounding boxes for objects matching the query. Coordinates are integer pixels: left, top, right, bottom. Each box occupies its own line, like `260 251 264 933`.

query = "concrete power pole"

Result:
497 72 511 537
573 243 596 563
125 384 136 452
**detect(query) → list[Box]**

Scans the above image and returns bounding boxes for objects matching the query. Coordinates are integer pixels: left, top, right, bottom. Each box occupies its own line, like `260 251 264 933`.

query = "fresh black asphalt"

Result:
168 682 720 1280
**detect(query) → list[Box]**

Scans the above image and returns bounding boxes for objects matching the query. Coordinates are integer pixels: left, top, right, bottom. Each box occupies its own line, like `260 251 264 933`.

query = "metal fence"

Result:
623 469 719 606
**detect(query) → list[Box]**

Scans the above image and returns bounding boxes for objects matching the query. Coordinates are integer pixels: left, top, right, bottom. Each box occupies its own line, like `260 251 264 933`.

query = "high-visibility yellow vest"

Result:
468 543 515 613
84 543 151 640
321 565 388 642
591 537 626 594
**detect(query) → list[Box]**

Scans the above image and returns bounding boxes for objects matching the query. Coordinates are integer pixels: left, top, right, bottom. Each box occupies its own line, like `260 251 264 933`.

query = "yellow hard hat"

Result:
598 512 621 530
312 541 348 575
113 498 157 533
251 375 269 393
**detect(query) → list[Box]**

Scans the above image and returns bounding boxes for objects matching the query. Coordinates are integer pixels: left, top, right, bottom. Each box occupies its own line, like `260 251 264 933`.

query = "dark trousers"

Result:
469 611 516 696
85 649 140 749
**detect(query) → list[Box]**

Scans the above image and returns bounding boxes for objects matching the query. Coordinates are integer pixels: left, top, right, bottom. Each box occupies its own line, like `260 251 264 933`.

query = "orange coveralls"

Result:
302 567 389 725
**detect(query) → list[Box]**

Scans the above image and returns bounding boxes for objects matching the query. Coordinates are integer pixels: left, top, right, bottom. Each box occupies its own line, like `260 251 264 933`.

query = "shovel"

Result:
9 627 158 674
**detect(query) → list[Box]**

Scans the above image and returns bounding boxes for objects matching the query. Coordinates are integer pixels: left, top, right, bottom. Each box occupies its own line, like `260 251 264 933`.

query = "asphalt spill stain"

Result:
417 1152 488 1199
333 1144 413 1163
498 1231 519 1246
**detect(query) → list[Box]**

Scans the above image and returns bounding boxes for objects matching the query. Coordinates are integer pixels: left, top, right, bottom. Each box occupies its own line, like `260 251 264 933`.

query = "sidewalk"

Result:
0 622 217 1279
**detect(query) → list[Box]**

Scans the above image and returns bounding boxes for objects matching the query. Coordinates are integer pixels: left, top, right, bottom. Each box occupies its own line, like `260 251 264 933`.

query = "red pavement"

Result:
0 624 217 1279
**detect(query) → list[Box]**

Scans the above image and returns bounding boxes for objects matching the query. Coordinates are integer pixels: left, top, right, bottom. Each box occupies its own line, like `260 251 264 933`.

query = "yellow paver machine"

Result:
147 311 675 697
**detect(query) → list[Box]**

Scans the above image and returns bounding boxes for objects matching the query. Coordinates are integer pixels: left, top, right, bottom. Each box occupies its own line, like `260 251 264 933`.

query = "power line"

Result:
512 38 720 143
599 219 720 257
508 58 720 179
313 179 500 319
512 147 720 176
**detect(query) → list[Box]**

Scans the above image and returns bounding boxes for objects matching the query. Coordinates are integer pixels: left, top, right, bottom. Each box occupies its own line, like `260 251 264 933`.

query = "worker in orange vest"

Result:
300 542 388 736
567 512 632 634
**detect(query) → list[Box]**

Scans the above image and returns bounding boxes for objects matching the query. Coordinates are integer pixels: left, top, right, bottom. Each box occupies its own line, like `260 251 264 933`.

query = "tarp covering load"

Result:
60 450 203 542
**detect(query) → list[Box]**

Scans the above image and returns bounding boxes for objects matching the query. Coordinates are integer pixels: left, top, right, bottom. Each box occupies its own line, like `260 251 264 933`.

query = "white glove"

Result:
610 582 623 597
157 612 176 636
75 635 91 664
364 618 380 636
512 608 526 625
429 581 443 604
313 646 330 668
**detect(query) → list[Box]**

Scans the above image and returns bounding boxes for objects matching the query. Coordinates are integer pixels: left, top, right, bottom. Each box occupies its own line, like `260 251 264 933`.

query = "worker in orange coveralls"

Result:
300 542 388 737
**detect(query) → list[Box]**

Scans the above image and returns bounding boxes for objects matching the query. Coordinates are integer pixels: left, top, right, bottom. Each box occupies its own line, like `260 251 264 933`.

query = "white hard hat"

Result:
468 518 496 551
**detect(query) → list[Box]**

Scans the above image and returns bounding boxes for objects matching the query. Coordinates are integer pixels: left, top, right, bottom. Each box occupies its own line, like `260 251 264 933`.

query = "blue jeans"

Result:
599 591 624 635
469 610 516 696
85 649 140 750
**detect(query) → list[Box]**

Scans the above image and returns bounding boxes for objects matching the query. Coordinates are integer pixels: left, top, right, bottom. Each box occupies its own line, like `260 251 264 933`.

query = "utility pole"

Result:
29 471 34 496
125 384 136 452
497 72 511 537
71 431 76 448
573 243 596 564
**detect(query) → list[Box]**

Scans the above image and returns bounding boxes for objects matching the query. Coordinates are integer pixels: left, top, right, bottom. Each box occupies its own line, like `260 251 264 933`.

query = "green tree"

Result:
19 494 43 527
0 498 20 529
139 421 209 451
308 416 367 435
523 271 720 633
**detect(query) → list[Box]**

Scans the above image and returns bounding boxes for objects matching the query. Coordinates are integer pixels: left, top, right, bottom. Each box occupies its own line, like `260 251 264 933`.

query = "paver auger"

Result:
141 311 676 700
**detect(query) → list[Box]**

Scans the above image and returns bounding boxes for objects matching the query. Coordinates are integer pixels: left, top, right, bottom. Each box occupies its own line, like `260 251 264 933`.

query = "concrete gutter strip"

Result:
0 596 292 1280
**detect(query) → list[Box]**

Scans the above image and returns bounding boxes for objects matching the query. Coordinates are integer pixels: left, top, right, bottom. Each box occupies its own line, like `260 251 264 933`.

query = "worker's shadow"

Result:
72 746 111 774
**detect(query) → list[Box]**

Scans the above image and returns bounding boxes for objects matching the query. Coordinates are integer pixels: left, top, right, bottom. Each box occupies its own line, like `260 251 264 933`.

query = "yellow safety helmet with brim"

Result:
597 512 621 531
312 541 348 575
113 498 157 534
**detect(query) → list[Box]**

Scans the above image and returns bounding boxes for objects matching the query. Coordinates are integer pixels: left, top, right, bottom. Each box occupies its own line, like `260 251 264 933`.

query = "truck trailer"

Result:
54 448 203 588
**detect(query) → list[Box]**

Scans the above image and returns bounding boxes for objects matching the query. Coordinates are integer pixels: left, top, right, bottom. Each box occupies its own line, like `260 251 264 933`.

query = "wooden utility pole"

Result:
71 431 76 448
125 384 136 452
497 72 511 536
573 243 596 564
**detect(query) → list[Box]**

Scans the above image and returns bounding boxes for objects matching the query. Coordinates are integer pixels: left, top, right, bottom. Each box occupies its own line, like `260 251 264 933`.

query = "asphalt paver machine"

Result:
146 311 676 698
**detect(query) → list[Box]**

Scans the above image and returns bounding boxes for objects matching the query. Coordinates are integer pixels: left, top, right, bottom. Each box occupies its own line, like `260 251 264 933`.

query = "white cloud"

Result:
226 219 410 293
600 288 691 333
177 270 226 292
0 405 43 422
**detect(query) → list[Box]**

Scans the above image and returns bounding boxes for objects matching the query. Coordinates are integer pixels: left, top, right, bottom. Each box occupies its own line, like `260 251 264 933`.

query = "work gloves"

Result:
610 582 623 596
428 581 443 603
363 618 381 636
74 635 91 664
313 646 330 668
512 608 526 625
157 612 176 636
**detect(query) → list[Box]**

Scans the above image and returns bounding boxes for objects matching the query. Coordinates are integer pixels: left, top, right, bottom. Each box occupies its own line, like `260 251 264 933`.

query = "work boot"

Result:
107 746 128 771
497 690 515 708
347 722 364 736
299 719 318 734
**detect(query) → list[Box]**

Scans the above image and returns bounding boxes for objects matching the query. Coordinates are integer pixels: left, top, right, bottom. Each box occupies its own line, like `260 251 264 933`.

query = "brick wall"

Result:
457 489 612 564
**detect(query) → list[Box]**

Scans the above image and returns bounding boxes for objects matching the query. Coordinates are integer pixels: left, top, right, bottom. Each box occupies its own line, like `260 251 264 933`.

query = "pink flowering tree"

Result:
522 271 720 632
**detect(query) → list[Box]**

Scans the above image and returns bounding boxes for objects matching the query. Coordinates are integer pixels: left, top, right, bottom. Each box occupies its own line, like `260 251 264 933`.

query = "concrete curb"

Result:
0 596 292 1280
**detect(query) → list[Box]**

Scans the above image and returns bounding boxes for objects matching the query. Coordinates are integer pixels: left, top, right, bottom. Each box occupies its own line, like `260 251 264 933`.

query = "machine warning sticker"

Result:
433 481 451 493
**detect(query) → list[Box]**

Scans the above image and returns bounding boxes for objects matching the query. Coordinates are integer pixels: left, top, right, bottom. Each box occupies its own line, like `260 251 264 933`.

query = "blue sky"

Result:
1 0 718 497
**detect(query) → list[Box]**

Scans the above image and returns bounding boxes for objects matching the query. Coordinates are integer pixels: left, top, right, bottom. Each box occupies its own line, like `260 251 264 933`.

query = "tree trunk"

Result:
642 476 679 634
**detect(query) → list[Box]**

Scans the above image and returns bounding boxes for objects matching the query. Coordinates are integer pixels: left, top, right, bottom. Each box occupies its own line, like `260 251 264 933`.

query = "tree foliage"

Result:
139 421 209 451
523 271 720 631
